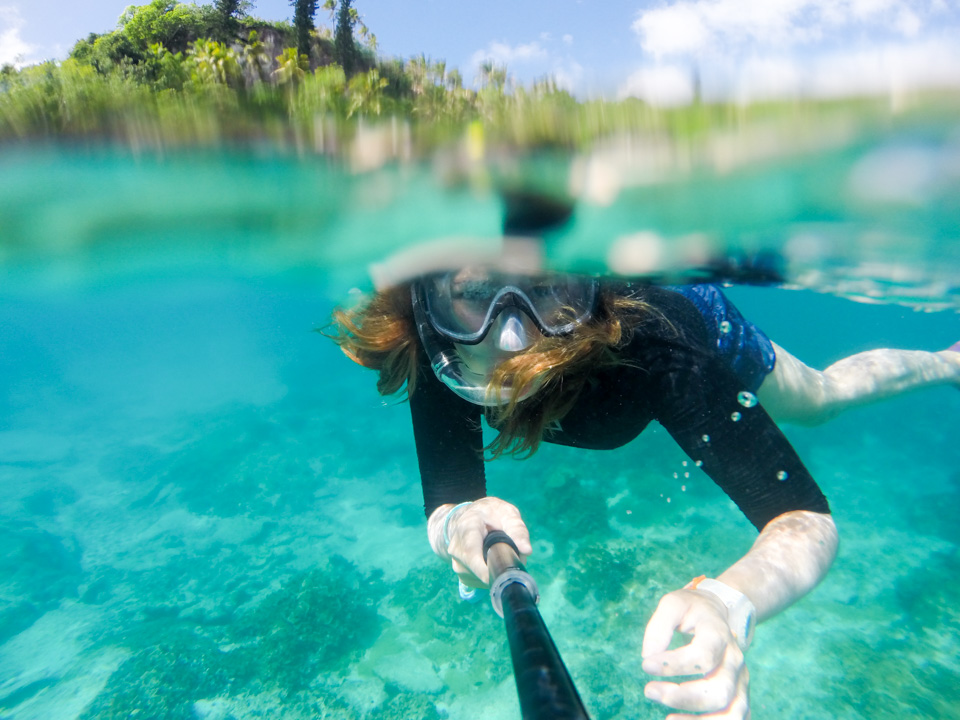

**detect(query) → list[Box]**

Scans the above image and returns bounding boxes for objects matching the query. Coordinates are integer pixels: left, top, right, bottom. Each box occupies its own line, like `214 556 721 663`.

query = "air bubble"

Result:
695 460 703 467
684 472 690 478
673 472 679 479
737 391 758 408
682 460 688 467
731 411 741 422
701 434 710 443
777 470 789 481
719 320 732 334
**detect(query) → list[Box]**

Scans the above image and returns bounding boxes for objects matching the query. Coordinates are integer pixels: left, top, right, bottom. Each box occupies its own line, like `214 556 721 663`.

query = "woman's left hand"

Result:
641 588 750 719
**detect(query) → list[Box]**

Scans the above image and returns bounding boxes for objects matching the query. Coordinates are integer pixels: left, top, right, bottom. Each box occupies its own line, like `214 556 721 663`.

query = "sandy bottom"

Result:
1 277 958 719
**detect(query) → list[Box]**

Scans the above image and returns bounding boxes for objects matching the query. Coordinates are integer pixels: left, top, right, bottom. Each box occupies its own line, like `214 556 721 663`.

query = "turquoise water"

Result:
1 136 959 719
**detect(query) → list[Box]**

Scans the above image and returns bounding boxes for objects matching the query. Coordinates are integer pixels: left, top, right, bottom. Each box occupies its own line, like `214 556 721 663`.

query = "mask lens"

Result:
422 270 597 342
446 275 502 332
524 277 584 328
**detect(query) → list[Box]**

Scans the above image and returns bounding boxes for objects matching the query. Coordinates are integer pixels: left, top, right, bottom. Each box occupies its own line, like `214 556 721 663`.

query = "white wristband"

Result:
697 578 757 651
442 502 473 547
426 505 454 557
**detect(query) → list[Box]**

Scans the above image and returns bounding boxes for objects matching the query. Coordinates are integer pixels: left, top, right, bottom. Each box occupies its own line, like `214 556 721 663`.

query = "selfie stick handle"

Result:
483 530 590 720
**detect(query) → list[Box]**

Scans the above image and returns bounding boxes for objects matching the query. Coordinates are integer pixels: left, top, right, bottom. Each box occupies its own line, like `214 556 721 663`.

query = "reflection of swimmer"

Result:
328 275 959 718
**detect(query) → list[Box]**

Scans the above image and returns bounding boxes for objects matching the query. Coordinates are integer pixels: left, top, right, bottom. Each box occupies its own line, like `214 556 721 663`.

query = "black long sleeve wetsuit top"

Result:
409 285 830 532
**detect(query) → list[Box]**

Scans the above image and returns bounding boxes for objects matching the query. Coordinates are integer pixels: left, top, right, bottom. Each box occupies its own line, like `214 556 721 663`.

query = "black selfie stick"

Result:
483 530 591 720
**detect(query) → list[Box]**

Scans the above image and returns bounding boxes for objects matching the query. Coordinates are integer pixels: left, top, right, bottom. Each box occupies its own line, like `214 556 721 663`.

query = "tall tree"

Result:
291 0 318 60
214 0 245 42
326 0 359 77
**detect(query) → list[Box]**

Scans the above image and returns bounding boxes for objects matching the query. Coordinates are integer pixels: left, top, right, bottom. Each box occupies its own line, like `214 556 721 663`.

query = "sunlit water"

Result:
1 127 959 720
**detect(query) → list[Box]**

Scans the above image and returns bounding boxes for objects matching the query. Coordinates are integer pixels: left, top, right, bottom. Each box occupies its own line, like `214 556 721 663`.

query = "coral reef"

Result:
368 685 444 720
78 629 251 720
521 468 611 548
564 542 640 607
0 522 83 644
79 555 385 717
235 557 385 692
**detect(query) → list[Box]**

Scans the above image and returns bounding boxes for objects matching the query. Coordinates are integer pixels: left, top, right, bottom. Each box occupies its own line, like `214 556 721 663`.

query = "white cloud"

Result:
731 55 805 100
632 0 944 58
802 39 960 97
470 38 584 92
720 39 960 103
625 1 960 103
634 3 711 57
470 40 548 69
618 37 960 105
895 8 922 37
552 60 585 92
562 34 574 45
618 64 697 106
0 6 36 67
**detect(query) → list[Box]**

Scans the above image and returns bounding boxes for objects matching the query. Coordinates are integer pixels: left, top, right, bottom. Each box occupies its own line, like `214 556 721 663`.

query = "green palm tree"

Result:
479 60 507 91
347 67 387 117
406 54 427 96
242 30 270 84
273 47 309 87
188 39 242 89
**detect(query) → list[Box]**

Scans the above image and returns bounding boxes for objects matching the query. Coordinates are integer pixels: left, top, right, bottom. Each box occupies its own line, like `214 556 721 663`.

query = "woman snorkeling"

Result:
327 214 960 720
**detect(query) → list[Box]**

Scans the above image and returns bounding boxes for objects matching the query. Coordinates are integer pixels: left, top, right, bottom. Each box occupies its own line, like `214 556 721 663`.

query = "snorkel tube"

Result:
483 531 591 720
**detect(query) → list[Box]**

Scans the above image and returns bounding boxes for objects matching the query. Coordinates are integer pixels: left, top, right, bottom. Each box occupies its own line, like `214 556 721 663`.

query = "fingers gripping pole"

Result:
483 531 590 720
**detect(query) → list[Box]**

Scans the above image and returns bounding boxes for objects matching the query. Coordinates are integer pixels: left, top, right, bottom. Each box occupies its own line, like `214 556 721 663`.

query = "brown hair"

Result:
325 284 665 458
325 284 420 397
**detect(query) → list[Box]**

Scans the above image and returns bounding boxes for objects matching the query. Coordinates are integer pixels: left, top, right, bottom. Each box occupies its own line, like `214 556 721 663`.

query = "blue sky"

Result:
3 1 960 103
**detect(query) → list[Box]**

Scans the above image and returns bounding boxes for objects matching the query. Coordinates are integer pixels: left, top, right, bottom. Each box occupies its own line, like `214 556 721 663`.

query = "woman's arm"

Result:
717 508 837 621
641 510 837 719
408 360 487 516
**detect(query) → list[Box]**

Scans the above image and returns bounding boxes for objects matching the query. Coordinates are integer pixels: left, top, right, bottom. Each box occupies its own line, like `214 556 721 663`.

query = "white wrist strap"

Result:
696 578 757 651
442 501 473 547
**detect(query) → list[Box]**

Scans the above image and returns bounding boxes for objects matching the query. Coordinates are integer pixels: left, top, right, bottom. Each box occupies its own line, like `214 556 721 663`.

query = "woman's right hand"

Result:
427 497 532 587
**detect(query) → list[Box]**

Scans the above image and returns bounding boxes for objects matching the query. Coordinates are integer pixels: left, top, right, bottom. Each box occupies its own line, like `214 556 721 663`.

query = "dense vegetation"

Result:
0 0 951 158
0 0 789 155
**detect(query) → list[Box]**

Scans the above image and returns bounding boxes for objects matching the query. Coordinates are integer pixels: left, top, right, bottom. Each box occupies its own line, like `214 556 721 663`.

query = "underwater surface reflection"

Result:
1 144 959 719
